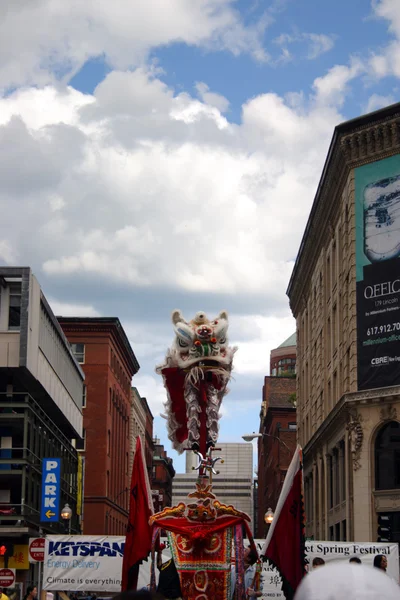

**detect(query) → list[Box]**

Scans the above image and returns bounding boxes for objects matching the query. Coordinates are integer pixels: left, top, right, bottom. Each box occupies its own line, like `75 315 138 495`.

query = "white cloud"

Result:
273 31 336 61
0 68 343 302
0 0 270 90
369 1 400 79
133 374 168 417
306 33 336 59
47 299 101 318
195 82 230 113
312 58 365 107
365 93 395 113
0 239 18 264
231 313 296 376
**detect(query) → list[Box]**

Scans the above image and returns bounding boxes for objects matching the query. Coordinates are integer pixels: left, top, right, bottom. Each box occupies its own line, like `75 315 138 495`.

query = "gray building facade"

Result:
0 267 84 588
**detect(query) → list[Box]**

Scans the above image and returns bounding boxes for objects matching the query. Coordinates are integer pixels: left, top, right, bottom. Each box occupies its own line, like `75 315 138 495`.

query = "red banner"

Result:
261 445 306 600
121 436 154 591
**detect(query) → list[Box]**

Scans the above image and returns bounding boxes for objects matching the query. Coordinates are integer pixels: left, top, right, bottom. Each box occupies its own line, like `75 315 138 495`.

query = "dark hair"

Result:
114 592 164 600
373 555 386 569
349 557 362 564
23 586 37 600
312 557 325 567
246 546 258 566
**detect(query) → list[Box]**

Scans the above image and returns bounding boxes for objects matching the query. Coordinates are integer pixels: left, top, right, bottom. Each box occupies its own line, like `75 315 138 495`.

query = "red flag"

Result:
121 436 154 591
261 445 306 600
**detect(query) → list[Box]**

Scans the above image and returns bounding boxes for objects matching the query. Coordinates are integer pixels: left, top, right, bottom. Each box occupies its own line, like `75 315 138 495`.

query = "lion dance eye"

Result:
219 337 226 344
178 339 189 348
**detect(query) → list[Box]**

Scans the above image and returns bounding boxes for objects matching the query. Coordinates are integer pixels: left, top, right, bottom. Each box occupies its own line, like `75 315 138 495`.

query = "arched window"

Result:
375 421 400 490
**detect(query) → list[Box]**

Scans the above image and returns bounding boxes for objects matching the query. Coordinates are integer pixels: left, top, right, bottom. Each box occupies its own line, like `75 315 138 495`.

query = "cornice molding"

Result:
303 385 400 457
289 115 400 316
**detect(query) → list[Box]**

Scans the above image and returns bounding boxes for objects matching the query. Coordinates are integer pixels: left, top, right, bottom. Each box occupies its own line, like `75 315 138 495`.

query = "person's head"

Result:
373 554 387 571
244 545 258 566
26 587 37 598
295 562 399 600
114 592 164 600
312 557 325 569
349 556 362 564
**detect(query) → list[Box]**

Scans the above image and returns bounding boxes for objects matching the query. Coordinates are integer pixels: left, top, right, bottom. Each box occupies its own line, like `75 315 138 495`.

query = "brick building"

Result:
151 437 175 512
58 317 139 535
257 375 296 537
270 333 296 376
141 396 154 479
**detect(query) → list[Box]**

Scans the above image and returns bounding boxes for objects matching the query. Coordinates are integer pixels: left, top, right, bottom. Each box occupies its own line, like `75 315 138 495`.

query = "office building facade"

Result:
172 443 253 528
287 104 400 542
0 267 84 587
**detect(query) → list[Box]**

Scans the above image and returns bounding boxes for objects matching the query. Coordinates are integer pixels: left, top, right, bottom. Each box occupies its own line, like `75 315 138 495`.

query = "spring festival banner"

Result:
355 154 400 390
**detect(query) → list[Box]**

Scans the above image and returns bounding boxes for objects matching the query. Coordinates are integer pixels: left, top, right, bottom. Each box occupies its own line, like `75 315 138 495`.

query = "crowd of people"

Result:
311 553 388 572
0 586 37 600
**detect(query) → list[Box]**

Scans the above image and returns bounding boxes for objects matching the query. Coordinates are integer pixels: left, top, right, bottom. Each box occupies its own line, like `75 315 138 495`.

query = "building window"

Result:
8 283 22 330
71 343 85 363
76 428 86 451
82 384 87 408
375 421 400 490
107 430 111 456
277 358 296 375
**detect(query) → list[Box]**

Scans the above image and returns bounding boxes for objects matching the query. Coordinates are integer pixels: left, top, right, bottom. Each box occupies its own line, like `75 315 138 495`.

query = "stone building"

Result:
130 386 147 474
287 103 400 542
270 333 297 376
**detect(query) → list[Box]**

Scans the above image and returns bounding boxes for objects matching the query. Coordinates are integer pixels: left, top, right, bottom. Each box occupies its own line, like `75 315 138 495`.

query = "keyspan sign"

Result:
40 459 61 522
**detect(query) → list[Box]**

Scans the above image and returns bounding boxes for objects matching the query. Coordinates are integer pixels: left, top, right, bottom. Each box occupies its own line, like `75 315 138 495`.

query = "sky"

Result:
0 0 399 473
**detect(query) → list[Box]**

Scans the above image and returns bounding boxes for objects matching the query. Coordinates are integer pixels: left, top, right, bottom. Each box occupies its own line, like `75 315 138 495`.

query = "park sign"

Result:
40 459 61 523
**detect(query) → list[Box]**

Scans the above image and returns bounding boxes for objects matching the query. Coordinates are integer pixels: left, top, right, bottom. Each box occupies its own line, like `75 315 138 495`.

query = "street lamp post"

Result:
61 503 73 534
242 433 290 536
264 507 274 524
242 432 291 452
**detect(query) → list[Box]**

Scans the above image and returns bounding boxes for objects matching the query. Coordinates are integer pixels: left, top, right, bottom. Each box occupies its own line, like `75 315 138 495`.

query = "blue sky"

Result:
0 0 399 473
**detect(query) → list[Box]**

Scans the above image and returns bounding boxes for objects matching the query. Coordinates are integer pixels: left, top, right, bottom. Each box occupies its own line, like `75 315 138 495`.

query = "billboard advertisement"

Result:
355 155 400 390
43 535 124 592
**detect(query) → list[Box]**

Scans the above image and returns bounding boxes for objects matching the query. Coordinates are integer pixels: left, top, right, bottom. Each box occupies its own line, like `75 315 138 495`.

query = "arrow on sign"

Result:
45 510 55 519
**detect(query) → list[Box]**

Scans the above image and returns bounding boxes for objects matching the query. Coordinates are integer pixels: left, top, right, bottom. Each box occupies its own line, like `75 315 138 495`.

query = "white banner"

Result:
43 535 125 592
252 539 400 599
305 541 399 580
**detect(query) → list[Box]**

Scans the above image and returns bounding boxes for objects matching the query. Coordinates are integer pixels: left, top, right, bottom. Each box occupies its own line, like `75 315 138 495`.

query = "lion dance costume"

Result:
150 311 260 600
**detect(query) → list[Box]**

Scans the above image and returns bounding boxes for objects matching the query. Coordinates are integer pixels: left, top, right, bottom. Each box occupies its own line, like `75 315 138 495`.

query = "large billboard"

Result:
355 155 400 390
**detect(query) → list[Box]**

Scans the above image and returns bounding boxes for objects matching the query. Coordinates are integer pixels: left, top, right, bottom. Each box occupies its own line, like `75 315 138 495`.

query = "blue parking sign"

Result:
40 458 61 522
